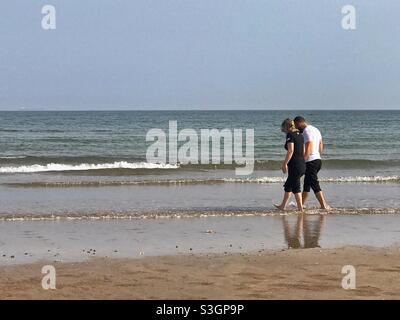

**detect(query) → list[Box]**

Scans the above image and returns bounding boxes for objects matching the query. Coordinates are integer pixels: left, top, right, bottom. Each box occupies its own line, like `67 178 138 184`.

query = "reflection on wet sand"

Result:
282 214 325 249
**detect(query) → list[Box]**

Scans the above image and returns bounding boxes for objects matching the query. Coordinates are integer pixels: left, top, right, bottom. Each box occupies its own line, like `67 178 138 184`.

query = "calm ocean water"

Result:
0 110 399 217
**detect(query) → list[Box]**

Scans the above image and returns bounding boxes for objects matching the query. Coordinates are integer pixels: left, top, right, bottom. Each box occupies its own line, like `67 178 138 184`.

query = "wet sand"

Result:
2 214 400 266
1 246 400 299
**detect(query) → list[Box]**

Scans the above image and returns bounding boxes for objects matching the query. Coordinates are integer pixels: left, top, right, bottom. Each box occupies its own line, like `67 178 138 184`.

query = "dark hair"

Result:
294 116 306 124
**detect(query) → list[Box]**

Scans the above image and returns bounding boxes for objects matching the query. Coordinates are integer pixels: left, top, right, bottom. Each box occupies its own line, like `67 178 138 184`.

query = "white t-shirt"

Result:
303 125 322 162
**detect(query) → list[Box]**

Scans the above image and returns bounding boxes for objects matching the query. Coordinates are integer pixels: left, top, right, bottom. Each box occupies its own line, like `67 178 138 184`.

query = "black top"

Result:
285 132 305 166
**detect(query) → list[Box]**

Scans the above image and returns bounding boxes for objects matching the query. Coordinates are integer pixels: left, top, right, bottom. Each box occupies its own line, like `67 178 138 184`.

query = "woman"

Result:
274 118 306 212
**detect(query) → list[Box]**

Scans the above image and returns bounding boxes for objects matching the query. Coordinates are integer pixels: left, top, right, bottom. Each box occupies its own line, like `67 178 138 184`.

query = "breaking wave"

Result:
4 175 400 188
1 158 400 173
0 161 179 173
1 207 400 221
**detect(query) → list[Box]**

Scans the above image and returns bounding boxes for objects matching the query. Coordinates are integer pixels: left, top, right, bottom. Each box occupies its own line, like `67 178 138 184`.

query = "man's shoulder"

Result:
306 125 321 136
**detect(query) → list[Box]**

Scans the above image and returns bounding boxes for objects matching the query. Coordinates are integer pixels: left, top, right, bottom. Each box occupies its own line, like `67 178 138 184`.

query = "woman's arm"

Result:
282 142 294 174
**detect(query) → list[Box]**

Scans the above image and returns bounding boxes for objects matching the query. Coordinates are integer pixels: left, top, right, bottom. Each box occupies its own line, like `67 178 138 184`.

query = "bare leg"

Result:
294 192 304 212
302 192 309 206
274 192 291 210
315 191 329 209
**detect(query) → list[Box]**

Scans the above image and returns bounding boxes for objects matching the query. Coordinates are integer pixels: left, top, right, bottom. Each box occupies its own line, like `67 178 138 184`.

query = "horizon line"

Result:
0 109 399 112
0 106 399 111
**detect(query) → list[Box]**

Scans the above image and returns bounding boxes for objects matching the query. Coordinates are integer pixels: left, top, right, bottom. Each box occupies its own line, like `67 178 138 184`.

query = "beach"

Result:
1 246 400 300
1 213 400 299
1 110 400 300
2 0 400 303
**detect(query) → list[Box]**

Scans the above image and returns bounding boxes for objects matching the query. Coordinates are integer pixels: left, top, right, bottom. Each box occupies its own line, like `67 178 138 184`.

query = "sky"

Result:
0 0 400 110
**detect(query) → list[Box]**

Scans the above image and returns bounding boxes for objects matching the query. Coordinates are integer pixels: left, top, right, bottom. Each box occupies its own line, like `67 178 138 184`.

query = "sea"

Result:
0 110 399 219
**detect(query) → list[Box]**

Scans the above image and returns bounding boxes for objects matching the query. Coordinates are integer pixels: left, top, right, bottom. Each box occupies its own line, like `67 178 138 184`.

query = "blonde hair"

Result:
281 118 299 133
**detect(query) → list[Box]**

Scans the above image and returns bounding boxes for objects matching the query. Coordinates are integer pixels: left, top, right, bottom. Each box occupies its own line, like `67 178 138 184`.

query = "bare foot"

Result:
320 205 331 211
274 204 286 211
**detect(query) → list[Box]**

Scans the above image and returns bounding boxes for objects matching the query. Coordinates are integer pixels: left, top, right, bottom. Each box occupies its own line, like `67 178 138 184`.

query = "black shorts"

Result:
304 159 322 193
284 163 305 194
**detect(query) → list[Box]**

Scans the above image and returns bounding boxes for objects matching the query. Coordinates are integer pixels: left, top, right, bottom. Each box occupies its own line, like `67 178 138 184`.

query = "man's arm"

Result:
304 141 312 161
319 139 323 155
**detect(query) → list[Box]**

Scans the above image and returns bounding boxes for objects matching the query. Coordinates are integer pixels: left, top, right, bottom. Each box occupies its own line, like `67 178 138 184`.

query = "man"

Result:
294 116 329 210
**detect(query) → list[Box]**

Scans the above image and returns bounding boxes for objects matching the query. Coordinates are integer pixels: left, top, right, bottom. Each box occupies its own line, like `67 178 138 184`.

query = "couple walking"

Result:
274 116 329 212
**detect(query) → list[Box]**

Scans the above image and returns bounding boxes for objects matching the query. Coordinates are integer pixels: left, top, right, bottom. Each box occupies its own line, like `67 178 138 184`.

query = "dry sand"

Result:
1 246 400 299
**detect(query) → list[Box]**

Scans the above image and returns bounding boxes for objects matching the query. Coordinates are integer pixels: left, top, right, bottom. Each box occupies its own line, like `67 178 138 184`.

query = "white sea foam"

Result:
0 156 27 159
223 176 400 184
321 176 400 183
1 207 400 221
0 161 179 173
223 177 285 183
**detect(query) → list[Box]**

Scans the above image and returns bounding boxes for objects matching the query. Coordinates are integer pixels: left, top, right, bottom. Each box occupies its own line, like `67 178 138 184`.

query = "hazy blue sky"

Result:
0 0 399 110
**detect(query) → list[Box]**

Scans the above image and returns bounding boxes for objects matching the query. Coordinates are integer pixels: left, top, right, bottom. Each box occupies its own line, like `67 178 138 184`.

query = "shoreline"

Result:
1 182 399 218
1 207 400 221
1 246 400 299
